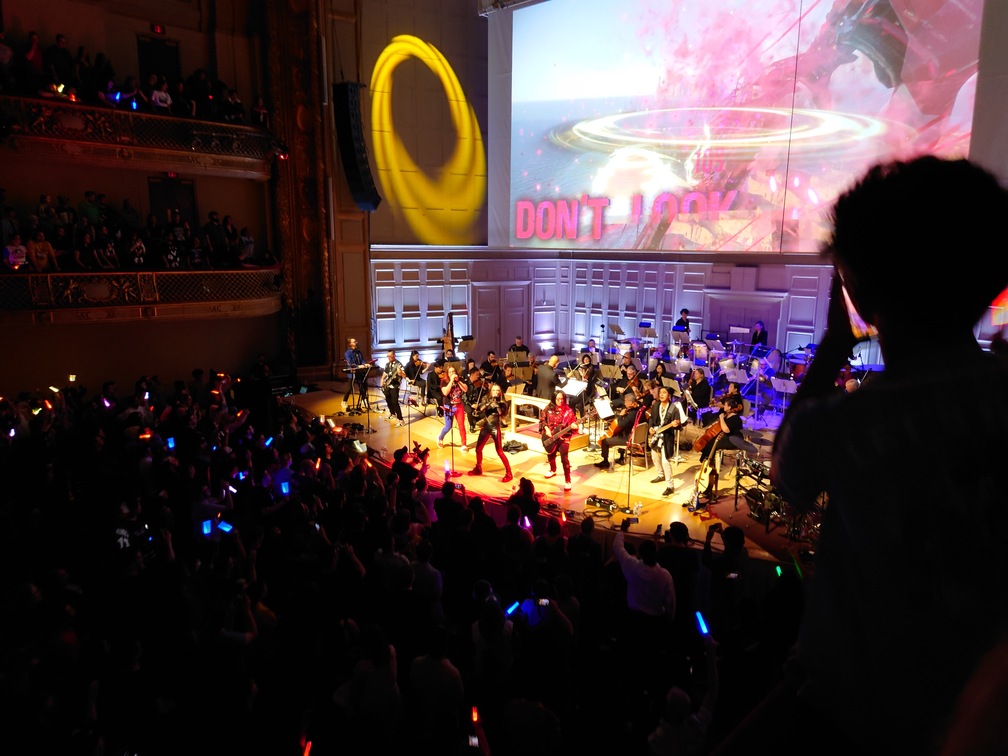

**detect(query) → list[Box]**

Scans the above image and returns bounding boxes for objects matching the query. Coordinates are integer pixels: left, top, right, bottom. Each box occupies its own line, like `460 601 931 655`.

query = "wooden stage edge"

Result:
291 385 804 569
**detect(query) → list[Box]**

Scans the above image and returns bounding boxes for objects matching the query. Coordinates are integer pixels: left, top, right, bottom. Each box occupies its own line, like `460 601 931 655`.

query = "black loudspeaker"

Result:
332 82 381 212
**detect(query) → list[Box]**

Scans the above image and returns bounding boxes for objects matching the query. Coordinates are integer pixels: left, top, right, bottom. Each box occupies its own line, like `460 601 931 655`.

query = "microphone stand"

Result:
360 363 376 434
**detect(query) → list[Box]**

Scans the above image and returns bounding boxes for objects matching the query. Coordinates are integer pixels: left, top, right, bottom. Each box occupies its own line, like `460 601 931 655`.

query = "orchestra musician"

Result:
437 365 468 452
479 351 499 377
594 387 646 469
613 364 642 409
649 360 671 384
751 320 769 347
683 368 713 425
342 337 369 408
508 335 531 362
582 338 602 366
688 393 744 512
381 350 406 426
675 308 692 339
466 382 514 483
540 390 577 491
648 385 687 496
425 362 445 417
572 352 597 413
403 351 428 406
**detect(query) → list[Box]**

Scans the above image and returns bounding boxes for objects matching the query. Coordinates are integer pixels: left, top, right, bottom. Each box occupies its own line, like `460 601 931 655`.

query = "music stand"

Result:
704 338 725 353
512 361 533 383
457 337 475 356
771 376 798 415
661 376 681 396
608 323 625 354
358 362 378 433
726 368 749 386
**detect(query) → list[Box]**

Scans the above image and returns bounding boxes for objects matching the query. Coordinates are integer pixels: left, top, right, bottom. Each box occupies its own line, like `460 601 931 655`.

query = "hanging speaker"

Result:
332 82 381 212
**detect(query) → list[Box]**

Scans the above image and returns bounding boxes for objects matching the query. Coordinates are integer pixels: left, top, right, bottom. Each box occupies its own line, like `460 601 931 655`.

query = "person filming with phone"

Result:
713 156 1008 756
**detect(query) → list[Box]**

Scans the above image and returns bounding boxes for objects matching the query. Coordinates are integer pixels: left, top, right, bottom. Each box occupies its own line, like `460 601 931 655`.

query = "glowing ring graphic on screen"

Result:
370 35 486 245
552 106 899 165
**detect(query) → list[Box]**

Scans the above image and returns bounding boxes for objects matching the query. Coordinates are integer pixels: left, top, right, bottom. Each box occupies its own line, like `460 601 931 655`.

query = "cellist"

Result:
594 387 646 470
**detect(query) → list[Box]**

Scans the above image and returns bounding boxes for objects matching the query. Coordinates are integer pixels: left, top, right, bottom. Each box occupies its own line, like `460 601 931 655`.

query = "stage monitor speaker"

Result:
332 82 381 212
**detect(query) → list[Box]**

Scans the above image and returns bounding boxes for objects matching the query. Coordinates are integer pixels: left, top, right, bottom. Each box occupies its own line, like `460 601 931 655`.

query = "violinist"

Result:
576 352 597 405
466 382 513 483
594 387 646 470
613 364 642 409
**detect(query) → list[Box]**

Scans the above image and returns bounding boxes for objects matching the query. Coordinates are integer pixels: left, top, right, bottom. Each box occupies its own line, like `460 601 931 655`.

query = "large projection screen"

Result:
489 0 994 254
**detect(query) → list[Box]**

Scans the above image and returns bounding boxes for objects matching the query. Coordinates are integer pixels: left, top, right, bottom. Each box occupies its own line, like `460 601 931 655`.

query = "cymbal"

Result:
749 436 774 446
730 436 759 454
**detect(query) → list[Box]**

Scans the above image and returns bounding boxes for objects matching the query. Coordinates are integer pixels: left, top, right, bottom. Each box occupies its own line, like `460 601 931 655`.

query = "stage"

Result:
290 381 814 569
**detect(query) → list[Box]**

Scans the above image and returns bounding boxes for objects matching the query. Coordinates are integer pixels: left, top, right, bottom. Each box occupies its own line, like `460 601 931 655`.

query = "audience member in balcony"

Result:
91 52 115 95
15 31 45 95
161 238 183 270
126 230 147 270
56 195 77 228
203 211 229 267
222 214 240 262
221 88 245 124
70 228 98 269
50 224 72 265
97 76 120 108
186 68 213 119
94 223 120 269
78 190 100 226
1 206 19 246
118 75 148 111
27 229 60 272
73 45 93 98
120 199 143 234
187 234 209 269
141 72 160 103
44 33 74 90
2 232 27 271
0 32 14 92
150 79 172 114
170 80 195 118
250 94 270 130
238 226 256 266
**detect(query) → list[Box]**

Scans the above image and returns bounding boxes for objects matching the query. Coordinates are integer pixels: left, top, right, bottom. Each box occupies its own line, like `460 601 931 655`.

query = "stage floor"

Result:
292 382 809 567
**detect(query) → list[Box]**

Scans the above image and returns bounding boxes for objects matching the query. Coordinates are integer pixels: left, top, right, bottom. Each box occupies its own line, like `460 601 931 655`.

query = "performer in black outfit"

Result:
467 382 514 482
675 308 692 339
683 368 713 424
751 320 768 347
403 351 428 406
381 350 406 425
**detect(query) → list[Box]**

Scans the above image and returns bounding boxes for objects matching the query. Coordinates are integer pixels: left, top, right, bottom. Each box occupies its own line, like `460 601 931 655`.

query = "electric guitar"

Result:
541 409 595 454
648 415 683 450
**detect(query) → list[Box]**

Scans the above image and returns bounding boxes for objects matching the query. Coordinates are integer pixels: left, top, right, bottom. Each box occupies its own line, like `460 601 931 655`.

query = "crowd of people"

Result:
2 187 275 272
0 351 805 756
0 29 271 128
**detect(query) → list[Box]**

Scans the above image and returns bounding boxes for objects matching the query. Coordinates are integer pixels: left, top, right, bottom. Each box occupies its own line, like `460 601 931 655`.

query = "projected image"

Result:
510 0 982 252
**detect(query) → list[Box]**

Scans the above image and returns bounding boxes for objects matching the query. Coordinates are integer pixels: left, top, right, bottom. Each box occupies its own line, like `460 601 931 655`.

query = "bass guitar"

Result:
692 420 723 453
541 409 595 454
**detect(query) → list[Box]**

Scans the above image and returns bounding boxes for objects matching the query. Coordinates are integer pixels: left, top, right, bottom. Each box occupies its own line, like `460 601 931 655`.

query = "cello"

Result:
692 419 722 452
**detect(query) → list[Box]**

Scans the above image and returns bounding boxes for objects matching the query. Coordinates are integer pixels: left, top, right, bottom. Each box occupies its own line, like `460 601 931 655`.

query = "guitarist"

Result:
648 386 687 496
540 390 578 491
381 350 407 426
594 388 645 471
467 382 514 483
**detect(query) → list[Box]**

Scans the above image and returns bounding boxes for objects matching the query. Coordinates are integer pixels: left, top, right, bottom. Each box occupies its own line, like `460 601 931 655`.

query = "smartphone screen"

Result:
840 284 878 339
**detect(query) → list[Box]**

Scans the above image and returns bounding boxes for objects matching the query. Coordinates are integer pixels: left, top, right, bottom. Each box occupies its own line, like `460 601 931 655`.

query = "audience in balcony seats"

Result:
3 232 27 271
126 230 147 269
251 94 271 130
203 210 230 267
2 206 20 246
185 67 214 119
120 198 143 234
97 73 120 108
222 88 245 124
73 45 94 98
14 30 44 95
27 229 59 272
169 79 195 117
0 32 14 92
222 214 240 261
43 33 74 91
149 79 173 113
187 234 209 269
118 75 149 111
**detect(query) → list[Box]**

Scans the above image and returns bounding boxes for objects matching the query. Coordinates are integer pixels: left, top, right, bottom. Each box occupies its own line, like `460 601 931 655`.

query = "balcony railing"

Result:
0 94 279 178
0 268 283 325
